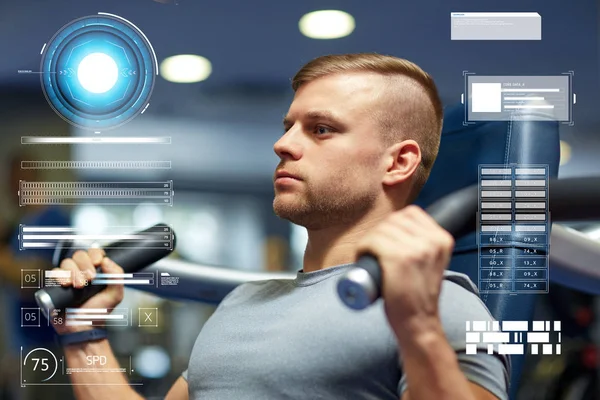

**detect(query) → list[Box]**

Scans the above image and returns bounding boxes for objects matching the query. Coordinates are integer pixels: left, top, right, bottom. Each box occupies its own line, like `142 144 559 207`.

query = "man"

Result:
52 53 510 399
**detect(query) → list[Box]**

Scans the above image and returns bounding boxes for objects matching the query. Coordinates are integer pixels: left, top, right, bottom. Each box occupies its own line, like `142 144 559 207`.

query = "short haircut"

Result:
292 53 444 204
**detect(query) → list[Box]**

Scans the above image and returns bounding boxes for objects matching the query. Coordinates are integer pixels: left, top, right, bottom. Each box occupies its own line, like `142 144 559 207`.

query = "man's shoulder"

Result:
235 278 289 293
439 271 496 333
442 270 479 296
217 279 291 307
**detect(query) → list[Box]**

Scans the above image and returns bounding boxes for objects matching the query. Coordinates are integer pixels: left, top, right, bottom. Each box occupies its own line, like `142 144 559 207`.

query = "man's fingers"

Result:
72 250 96 283
88 248 105 266
99 257 125 304
401 205 438 227
390 206 437 235
100 257 124 274
58 259 80 287
51 267 71 287
356 229 396 260
390 207 455 256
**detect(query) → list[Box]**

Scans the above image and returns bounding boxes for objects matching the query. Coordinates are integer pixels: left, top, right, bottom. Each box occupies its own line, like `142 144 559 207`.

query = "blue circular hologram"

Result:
40 13 157 130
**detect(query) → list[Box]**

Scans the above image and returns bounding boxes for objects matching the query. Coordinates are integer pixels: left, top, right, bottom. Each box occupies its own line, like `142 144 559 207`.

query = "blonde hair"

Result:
292 53 443 204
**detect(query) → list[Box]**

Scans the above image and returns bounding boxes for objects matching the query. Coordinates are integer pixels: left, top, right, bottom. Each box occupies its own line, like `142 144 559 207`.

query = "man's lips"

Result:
275 171 302 181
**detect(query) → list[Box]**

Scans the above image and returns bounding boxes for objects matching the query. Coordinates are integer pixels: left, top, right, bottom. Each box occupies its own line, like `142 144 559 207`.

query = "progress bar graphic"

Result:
65 308 129 327
21 136 171 144
43 271 158 288
91 272 155 286
20 225 174 250
19 181 173 206
21 161 171 169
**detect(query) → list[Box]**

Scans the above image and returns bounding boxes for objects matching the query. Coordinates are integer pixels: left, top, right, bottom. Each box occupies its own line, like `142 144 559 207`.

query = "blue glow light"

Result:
77 53 119 94
40 14 157 130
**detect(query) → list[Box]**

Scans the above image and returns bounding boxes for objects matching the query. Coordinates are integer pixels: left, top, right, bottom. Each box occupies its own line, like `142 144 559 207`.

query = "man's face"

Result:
273 72 388 230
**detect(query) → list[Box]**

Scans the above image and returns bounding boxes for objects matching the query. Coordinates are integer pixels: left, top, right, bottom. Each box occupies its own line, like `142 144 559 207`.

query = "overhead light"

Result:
160 54 212 83
133 203 164 229
299 10 355 39
559 140 571 166
73 206 111 235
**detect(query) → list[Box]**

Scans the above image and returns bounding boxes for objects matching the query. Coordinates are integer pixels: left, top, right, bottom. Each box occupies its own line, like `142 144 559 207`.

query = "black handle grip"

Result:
337 177 600 310
35 223 176 318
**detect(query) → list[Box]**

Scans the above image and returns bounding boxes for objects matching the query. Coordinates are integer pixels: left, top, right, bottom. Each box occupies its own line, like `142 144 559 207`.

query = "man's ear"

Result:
382 140 421 186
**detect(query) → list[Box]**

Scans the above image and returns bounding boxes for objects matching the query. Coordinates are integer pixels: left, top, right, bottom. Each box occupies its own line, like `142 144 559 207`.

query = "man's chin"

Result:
273 200 295 217
273 198 304 221
273 191 300 204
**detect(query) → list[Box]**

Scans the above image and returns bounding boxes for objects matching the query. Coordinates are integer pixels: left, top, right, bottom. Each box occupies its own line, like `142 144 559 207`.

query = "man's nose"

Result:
274 128 302 160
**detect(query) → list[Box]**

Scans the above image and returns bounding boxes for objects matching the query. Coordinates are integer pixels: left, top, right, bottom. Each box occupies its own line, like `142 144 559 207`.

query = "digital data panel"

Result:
462 73 575 125
19 181 174 206
15 11 172 391
19 224 174 250
478 165 550 294
465 320 561 356
451 12 542 41
19 305 159 386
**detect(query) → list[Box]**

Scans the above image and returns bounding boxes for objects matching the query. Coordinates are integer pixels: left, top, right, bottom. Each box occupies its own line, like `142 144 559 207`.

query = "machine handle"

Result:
35 223 176 319
337 177 600 310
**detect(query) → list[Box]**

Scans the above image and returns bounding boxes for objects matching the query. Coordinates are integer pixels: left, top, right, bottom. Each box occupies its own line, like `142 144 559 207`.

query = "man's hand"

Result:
357 207 503 399
355 205 454 336
50 248 125 335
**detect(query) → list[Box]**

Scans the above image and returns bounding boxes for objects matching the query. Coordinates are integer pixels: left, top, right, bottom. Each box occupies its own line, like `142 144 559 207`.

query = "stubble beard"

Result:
273 180 377 230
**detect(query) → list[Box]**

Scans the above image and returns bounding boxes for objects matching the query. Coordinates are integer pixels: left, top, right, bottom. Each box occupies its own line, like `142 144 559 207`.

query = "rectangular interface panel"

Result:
451 12 541 41
19 225 173 250
467 75 571 122
478 165 550 294
19 181 173 206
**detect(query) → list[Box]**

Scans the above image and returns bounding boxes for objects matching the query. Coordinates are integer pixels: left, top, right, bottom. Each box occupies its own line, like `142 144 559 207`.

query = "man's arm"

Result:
396 321 499 400
62 337 188 400
355 206 507 400
165 377 189 400
62 337 143 399
54 249 189 400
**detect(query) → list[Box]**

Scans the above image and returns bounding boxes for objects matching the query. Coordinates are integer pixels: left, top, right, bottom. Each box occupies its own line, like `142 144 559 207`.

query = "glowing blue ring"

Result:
49 28 144 117
40 13 157 130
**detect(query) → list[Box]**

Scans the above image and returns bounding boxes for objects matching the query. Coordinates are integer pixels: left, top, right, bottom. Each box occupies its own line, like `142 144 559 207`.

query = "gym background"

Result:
0 0 599 399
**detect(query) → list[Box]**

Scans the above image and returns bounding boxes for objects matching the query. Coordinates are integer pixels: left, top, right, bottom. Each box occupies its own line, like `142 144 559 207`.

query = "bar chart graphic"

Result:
477 164 550 294
19 181 173 206
20 225 174 250
65 308 129 327
21 161 171 169
91 273 155 286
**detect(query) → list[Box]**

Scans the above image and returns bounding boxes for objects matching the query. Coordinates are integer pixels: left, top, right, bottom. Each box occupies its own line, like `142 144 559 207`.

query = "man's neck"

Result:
302 207 391 273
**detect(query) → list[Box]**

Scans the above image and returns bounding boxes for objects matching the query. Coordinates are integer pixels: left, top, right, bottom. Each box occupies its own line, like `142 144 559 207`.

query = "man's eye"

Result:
315 126 333 135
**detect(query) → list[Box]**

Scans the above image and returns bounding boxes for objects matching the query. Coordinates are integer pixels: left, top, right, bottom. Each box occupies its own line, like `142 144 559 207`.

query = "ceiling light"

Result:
559 140 571 166
299 10 355 39
160 54 212 83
